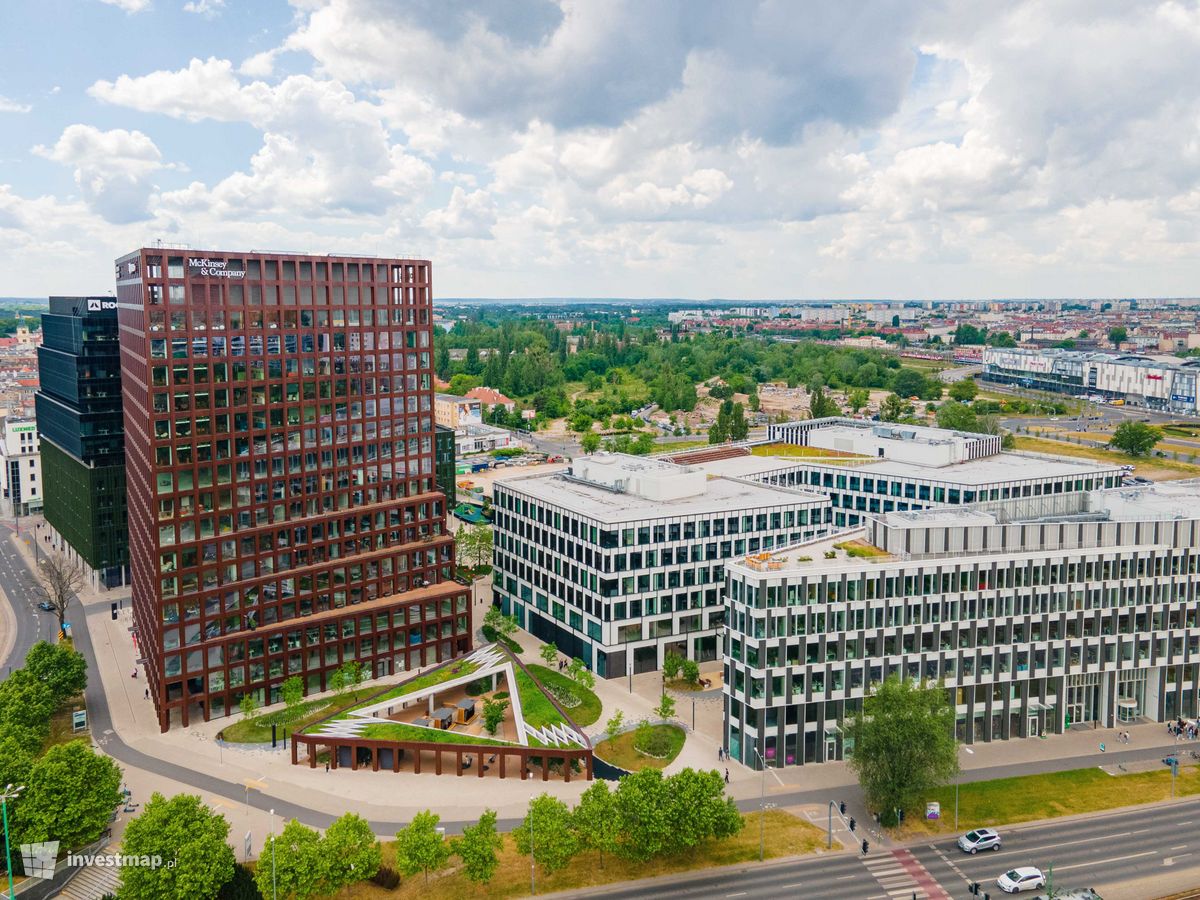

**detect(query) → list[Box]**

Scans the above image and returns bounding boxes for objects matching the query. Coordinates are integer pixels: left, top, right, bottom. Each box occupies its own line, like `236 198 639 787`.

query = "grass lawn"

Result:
834 539 891 559
751 443 868 459
1012 436 1200 478
222 687 378 743
331 660 481 718
337 809 828 900
653 438 710 452
44 700 87 753
521 664 602 727
356 722 509 745
593 725 686 770
902 765 1200 839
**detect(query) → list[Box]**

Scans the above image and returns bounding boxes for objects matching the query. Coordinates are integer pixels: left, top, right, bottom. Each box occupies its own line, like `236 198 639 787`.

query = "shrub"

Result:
494 691 509 700
681 658 700 684
824 550 837 559
464 677 492 697
217 864 263 900
634 724 674 758
546 683 581 708
371 866 401 889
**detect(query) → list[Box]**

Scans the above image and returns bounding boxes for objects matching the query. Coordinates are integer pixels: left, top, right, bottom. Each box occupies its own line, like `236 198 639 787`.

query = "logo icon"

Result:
86 299 101 311
19 841 59 880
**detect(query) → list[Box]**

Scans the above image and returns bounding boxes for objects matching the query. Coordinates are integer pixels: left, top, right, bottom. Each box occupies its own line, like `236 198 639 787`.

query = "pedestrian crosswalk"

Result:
860 847 952 900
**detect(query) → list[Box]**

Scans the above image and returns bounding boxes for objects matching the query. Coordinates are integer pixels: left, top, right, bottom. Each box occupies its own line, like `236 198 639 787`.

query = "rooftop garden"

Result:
833 539 892 559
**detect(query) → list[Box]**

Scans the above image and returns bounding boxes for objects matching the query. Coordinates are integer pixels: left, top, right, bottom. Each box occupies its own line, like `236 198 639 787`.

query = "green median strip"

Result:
903 763 1200 838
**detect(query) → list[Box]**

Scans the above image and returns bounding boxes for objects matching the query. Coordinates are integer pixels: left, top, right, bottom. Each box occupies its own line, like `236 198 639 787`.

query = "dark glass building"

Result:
435 424 456 507
36 296 129 587
115 248 471 731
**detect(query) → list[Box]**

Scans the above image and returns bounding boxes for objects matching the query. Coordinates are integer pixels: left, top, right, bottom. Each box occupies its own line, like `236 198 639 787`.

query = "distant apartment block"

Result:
0 416 40 518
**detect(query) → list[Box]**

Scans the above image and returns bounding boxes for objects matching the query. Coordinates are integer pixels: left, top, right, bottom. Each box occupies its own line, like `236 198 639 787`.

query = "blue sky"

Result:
3 1 1200 299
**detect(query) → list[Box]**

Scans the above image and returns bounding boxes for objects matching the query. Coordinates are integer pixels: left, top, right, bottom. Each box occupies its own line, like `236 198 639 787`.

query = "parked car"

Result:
957 828 1001 854
997 867 1046 894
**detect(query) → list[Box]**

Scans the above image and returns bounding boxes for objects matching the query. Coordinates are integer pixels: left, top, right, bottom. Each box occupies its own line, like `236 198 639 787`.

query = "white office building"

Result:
492 453 829 677
709 419 1123 529
724 481 1200 768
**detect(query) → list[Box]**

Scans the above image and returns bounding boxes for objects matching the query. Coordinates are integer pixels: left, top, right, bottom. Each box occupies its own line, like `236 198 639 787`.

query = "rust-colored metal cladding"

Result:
115 248 471 732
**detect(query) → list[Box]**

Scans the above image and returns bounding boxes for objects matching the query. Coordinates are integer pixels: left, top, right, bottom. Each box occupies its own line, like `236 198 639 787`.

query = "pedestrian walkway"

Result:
57 861 120 900
861 847 951 900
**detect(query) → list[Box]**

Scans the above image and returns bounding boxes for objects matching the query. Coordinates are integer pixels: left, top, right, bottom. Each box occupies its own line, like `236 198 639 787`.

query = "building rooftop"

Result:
500 468 825 523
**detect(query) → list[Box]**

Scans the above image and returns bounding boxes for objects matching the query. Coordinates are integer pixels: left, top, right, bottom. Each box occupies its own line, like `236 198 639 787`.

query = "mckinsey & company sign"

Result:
188 257 247 279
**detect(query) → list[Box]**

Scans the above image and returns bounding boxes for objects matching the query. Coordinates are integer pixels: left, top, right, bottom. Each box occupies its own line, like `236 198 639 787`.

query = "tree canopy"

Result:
14 740 123 850
847 675 959 826
119 793 236 900
322 812 381 892
453 809 502 886
257 819 325 900
947 378 978 402
23 641 87 705
514 794 578 875
395 810 451 885
1109 421 1163 457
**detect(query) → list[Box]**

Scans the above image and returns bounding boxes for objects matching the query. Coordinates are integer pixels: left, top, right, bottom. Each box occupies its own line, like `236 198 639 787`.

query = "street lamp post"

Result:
955 745 974 832
530 795 536 896
753 745 767 861
1 784 24 900
269 808 277 900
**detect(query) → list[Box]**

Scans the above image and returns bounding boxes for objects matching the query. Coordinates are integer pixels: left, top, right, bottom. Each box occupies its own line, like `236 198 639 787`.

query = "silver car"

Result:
957 828 1002 854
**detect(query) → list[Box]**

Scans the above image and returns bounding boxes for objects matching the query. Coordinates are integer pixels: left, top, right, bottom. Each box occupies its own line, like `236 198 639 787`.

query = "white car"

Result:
957 828 1001 853
998 867 1046 894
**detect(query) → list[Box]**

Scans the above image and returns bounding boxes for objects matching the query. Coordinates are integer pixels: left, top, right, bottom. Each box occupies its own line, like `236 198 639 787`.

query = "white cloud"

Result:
183 0 224 16
33 125 166 224
422 187 497 239
0 96 31 114
98 0 151 12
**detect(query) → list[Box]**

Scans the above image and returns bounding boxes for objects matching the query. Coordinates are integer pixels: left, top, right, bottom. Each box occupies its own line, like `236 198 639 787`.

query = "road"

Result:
574 799 1200 899
0 529 53 673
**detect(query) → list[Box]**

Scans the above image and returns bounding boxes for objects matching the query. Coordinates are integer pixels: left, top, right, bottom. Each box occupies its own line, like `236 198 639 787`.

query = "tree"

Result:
660 768 743 853
847 388 870 414
0 669 57 751
681 658 700 684
604 708 625 738
847 675 959 826
890 368 931 399
14 740 122 850
654 693 676 720
580 432 601 454
539 642 559 666
453 809 502 886
323 812 381 892
460 524 493 569
514 794 577 875
879 393 914 423
935 400 979 432
395 811 451 885
808 387 840 419
23 640 87 704
948 378 978 402
30 551 84 633
891 314 901 327
987 330 1017 348
119 793 236 900
256 819 324 900
1109 421 1163 457
239 692 259 719
566 657 595 690
610 768 738 862
724 400 749 441
281 676 304 711
1108 325 1128 348
573 781 619 868
340 660 365 691
954 323 986 345
662 652 684 680
481 698 508 736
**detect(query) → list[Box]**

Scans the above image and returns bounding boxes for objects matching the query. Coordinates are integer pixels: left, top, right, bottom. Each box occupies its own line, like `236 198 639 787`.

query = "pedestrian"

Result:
718 746 723 761
325 761 330 773
724 768 730 784
144 688 149 700
131 668 137 679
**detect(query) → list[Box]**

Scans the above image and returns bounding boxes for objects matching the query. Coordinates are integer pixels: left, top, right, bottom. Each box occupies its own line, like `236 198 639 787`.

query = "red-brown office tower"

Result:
115 249 471 732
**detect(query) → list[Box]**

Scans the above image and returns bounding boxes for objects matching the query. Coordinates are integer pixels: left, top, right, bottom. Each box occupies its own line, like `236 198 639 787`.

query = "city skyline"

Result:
3 1 1200 301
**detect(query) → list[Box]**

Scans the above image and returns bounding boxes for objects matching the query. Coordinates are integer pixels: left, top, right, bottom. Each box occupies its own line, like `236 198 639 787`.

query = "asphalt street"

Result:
0 529 52 673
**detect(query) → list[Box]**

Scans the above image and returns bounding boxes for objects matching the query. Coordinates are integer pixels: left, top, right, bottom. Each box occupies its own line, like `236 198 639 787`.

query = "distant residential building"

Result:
466 386 515 412
0 416 41 518
435 393 482 429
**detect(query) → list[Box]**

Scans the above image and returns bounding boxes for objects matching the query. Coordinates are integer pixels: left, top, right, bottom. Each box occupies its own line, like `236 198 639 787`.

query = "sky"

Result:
3 0 1200 300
